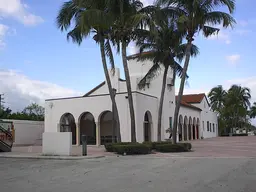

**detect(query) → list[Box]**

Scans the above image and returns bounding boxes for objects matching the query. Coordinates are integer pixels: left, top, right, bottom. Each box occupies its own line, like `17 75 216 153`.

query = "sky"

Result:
0 0 255 118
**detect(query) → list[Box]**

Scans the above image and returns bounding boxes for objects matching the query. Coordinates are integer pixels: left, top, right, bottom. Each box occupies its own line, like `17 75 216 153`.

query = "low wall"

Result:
1 119 44 146
43 132 72 156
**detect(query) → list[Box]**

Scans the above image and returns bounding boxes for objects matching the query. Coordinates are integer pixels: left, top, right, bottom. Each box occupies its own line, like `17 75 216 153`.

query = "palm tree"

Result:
132 21 199 141
208 85 227 114
157 0 236 143
249 102 256 118
56 0 122 142
108 0 149 142
226 85 251 129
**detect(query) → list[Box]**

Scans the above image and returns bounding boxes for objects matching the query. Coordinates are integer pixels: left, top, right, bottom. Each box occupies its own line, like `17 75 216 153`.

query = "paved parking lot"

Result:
1 136 256 192
0 155 255 192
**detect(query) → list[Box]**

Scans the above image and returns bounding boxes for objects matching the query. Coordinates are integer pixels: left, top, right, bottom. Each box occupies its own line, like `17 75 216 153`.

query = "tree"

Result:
208 85 227 114
132 19 199 141
56 0 122 142
249 102 256 118
0 103 45 121
157 0 236 143
208 85 251 134
23 103 44 117
108 0 148 142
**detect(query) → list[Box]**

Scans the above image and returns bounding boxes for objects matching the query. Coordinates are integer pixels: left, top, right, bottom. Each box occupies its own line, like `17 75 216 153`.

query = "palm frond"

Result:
56 1 79 31
67 25 84 45
205 11 236 28
138 63 161 90
175 44 199 63
202 26 220 37
105 39 115 75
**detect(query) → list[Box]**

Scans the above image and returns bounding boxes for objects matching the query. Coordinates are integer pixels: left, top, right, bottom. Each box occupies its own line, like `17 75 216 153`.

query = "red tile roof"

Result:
175 94 206 111
179 93 206 104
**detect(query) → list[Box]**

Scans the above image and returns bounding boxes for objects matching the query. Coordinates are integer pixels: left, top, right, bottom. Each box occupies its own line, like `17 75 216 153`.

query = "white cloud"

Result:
0 69 82 111
238 20 248 27
235 29 252 35
226 54 241 65
0 0 43 26
207 30 231 44
0 23 8 48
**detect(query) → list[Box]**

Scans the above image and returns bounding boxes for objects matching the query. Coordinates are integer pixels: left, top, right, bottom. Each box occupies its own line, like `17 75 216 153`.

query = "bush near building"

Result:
155 143 191 153
105 141 192 155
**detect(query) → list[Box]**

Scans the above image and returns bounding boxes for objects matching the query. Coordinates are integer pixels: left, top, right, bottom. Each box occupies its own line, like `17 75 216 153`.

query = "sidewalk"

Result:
0 145 115 160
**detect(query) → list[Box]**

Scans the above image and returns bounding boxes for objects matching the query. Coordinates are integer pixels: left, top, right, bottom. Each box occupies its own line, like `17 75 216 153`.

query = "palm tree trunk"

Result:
157 66 169 141
121 42 136 142
172 40 193 144
100 40 121 142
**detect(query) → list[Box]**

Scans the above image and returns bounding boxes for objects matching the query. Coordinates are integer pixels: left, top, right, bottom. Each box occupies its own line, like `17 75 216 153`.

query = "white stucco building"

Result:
43 57 218 154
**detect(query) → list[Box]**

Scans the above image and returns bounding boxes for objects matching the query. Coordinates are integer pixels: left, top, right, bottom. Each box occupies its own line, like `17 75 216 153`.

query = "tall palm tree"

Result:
157 0 236 143
132 22 199 141
226 85 251 128
227 85 251 109
108 0 149 142
208 85 227 114
249 102 256 119
56 0 122 142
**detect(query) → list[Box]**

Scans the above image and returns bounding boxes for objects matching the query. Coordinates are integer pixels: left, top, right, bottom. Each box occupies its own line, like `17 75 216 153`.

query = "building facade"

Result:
44 58 218 149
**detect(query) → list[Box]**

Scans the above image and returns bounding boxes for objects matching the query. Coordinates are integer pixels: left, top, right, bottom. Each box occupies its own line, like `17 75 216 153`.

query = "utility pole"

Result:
0 94 4 111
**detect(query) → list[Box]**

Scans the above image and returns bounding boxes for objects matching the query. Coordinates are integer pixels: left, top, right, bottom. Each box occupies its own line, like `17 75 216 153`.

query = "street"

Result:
0 156 255 192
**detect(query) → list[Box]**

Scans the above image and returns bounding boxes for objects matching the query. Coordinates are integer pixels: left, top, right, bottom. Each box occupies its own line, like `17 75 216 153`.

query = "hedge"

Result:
143 141 173 150
220 133 248 137
113 144 151 155
154 143 191 153
178 143 192 151
232 133 248 136
105 142 138 152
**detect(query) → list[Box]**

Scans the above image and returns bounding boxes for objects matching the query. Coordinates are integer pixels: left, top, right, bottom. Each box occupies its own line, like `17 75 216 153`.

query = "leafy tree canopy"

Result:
0 103 44 121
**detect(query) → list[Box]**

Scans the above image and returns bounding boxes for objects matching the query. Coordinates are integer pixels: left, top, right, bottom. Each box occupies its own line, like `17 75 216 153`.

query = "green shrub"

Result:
143 141 172 150
178 143 192 151
154 144 188 153
232 133 248 136
220 133 248 137
105 142 138 152
113 144 151 155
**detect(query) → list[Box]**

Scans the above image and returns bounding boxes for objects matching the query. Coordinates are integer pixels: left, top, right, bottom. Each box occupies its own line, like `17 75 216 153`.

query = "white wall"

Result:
193 97 218 138
179 106 201 137
43 132 72 156
134 93 158 142
1 119 44 146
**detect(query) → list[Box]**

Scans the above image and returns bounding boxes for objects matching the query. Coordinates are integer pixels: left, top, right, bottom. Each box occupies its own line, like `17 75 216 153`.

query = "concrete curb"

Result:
0 154 105 160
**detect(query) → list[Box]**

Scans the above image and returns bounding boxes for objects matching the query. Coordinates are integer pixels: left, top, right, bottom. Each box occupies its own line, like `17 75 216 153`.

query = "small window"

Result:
207 121 209 131
210 123 212 132
202 121 204 131
169 117 172 129
213 124 215 132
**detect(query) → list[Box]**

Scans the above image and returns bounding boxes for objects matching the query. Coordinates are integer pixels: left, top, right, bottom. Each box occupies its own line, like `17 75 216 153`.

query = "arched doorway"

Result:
178 115 183 141
184 116 188 141
197 118 200 139
188 117 192 140
144 111 152 142
60 113 76 145
79 112 96 145
99 111 115 145
193 117 196 140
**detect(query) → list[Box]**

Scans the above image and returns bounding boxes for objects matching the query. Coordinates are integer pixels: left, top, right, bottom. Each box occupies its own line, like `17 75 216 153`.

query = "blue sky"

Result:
0 0 256 113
